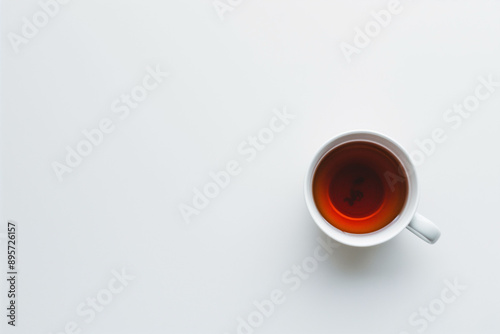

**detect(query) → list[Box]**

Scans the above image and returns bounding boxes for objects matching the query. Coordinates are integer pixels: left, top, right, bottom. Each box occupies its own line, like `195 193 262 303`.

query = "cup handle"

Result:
406 213 441 244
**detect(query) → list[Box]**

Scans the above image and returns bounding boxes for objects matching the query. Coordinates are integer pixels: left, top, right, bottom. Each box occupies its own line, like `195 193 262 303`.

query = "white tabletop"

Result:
2 1 500 333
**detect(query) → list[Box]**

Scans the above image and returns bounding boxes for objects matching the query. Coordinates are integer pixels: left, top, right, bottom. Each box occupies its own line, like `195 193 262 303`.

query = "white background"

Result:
1 1 500 333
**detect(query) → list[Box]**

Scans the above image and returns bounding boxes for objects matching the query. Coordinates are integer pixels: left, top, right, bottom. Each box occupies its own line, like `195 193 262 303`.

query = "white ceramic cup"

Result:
305 130 441 247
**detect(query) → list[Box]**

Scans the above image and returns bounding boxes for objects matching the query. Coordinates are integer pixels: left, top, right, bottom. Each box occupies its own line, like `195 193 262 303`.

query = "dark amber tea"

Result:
312 141 408 234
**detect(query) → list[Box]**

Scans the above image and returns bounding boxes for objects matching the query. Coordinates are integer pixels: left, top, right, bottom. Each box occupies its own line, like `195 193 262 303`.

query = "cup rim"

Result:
305 130 419 247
